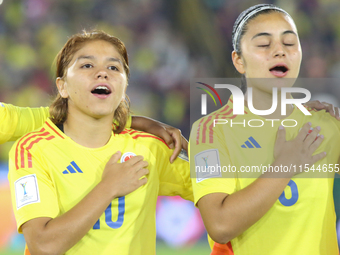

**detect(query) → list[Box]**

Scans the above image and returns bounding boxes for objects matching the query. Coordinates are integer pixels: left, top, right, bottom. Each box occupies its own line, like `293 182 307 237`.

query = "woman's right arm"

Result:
195 123 325 244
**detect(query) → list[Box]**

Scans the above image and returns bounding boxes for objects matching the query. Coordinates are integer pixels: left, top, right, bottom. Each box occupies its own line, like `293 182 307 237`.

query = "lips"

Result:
269 63 289 77
91 84 112 99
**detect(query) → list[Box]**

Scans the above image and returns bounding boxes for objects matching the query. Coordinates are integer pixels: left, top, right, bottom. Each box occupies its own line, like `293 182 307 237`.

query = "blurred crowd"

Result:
0 0 340 147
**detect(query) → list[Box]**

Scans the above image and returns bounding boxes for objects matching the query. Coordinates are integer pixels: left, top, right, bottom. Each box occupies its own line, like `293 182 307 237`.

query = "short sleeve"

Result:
8 143 59 233
157 146 193 202
0 103 49 144
189 120 237 205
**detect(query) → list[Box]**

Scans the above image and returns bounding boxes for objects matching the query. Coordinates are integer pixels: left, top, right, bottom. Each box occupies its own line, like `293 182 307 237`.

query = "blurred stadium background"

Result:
1 0 340 254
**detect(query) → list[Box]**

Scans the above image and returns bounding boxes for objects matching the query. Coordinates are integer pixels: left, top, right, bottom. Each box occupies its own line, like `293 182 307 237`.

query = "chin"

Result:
273 78 296 89
89 109 115 119
254 77 295 89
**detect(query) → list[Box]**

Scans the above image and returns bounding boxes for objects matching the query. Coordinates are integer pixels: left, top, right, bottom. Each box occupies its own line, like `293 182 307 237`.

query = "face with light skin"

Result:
232 11 302 93
56 40 127 120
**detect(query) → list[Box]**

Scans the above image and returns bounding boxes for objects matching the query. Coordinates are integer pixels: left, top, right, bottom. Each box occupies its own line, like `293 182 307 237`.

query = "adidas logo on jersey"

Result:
241 136 261 148
62 161 83 174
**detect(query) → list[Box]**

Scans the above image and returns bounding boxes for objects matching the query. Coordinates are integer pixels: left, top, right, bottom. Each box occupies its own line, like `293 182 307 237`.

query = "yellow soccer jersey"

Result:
190 97 340 255
0 103 131 144
8 118 192 255
0 103 49 144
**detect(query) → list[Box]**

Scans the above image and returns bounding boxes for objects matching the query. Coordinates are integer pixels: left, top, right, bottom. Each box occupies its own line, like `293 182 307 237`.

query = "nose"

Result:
96 69 108 79
272 42 285 58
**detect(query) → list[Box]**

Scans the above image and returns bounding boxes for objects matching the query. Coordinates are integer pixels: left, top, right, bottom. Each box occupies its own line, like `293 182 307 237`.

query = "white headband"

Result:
233 6 292 51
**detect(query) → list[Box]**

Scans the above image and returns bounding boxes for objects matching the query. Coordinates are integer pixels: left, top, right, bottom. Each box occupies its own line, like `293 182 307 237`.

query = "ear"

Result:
232 51 245 74
56 77 69 98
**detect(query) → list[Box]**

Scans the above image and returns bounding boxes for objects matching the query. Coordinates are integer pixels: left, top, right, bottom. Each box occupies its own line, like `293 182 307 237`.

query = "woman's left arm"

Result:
304 100 340 120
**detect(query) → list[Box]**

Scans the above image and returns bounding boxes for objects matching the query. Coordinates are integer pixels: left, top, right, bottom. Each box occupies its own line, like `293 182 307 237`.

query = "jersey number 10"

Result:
278 180 299 206
93 196 125 229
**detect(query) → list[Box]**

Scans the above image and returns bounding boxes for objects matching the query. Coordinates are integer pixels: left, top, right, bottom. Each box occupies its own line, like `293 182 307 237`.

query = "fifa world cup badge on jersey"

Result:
121 152 136 163
14 174 40 209
194 149 222 183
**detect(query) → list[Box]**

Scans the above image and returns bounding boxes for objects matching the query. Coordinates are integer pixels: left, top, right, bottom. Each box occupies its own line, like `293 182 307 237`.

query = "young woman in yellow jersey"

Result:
8 30 192 255
190 4 340 255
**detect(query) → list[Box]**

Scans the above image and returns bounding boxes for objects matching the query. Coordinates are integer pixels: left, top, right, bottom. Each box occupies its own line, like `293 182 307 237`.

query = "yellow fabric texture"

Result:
8 119 192 255
189 98 340 255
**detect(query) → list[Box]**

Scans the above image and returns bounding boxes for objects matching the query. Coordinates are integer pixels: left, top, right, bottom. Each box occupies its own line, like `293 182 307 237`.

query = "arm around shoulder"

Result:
0 104 49 143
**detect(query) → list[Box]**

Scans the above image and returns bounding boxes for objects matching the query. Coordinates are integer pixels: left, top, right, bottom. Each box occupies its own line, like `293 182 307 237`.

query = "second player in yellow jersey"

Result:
190 97 340 255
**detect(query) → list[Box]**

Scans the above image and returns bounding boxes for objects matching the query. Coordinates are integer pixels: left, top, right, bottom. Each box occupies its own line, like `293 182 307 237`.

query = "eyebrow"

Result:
251 30 297 40
76 55 123 65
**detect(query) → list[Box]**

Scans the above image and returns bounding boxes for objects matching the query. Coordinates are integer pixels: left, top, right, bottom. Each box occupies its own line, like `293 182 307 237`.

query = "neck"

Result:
63 111 114 148
245 86 294 119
